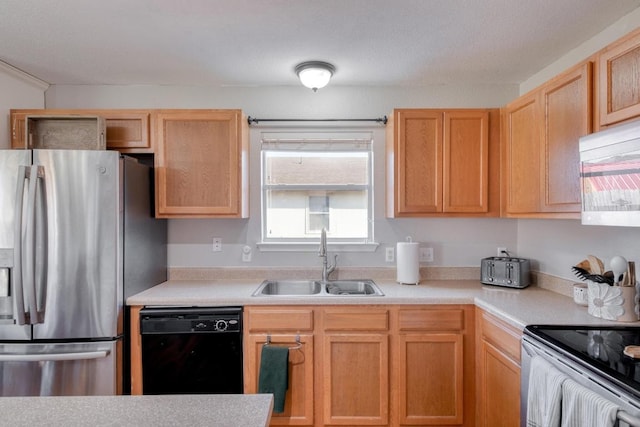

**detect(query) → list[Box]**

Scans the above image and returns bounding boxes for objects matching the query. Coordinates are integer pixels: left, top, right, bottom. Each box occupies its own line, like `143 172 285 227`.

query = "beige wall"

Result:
517 9 640 279
0 61 47 149
4 7 640 279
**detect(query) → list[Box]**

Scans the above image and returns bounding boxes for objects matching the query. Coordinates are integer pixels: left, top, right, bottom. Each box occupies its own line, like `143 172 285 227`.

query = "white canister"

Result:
572 283 588 306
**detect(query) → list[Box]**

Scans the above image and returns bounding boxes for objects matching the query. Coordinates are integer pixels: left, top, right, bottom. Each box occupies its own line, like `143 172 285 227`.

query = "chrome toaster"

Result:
481 257 531 288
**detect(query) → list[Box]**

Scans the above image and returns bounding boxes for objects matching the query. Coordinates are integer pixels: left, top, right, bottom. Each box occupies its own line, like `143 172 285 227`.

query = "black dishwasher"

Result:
140 306 243 394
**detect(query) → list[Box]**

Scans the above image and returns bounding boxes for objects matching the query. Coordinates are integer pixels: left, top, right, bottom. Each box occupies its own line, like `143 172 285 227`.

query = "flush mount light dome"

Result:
295 61 335 92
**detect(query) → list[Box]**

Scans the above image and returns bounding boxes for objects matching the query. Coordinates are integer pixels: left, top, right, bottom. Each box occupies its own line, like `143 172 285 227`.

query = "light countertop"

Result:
0 394 273 427
127 279 636 330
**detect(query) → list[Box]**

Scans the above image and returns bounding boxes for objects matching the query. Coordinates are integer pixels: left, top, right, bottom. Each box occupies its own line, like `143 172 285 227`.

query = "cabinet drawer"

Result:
480 311 522 361
398 307 465 331
245 308 314 332
322 308 389 331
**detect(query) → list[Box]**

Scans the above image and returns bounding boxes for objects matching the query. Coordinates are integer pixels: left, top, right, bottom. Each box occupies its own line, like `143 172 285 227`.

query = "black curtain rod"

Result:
247 116 388 125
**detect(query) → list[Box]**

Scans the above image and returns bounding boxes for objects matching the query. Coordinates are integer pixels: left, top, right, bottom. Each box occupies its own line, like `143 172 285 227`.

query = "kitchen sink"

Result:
252 280 322 296
252 279 384 297
324 280 384 296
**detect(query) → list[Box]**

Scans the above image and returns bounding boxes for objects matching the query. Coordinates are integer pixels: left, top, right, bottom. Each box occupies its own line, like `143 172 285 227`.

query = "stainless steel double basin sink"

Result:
252 279 384 297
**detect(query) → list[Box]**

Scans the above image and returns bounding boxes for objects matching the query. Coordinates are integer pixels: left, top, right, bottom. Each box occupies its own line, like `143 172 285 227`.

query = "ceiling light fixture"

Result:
295 61 335 92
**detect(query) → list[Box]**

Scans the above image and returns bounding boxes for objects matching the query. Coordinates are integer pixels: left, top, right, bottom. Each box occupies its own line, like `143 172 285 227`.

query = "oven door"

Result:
521 335 640 427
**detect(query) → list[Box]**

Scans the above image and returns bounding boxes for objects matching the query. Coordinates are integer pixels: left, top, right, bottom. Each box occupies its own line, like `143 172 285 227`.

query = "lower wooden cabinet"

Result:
475 309 523 427
244 304 475 427
244 307 315 426
396 306 474 426
246 333 315 425
320 307 390 426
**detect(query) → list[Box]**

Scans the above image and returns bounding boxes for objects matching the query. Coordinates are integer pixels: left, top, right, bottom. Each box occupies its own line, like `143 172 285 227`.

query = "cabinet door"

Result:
322 333 389 425
541 62 592 213
245 334 314 426
477 341 520 427
476 310 522 427
443 111 489 213
503 93 541 214
599 29 640 126
398 333 464 425
103 111 151 152
393 110 443 214
155 110 247 218
10 111 27 148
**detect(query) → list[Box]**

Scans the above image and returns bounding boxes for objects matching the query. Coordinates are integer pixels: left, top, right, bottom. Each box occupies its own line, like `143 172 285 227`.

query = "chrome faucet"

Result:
319 227 337 283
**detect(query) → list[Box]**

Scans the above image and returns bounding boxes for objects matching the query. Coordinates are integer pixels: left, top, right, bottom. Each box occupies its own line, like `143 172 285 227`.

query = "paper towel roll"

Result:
397 242 420 284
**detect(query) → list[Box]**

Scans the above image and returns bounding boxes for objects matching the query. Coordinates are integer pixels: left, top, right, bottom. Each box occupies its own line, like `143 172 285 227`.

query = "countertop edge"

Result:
127 279 639 330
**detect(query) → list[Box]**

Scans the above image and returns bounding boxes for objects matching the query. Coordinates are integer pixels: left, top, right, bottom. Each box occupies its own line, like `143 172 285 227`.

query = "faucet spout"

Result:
319 228 337 282
319 228 327 257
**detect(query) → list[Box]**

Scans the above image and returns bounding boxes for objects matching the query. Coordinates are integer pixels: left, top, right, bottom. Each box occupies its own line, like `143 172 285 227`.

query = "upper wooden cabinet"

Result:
503 92 541 214
10 109 151 152
101 110 151 153
154 109 249 218
387 109 499 217
598 27 640 127
502 61 592 218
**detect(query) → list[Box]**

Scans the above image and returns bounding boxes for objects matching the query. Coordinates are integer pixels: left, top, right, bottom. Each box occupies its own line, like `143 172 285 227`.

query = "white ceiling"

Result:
1 0 639 88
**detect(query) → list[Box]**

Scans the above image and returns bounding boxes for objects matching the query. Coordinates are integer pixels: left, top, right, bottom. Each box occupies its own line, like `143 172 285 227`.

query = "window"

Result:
261 132 374 246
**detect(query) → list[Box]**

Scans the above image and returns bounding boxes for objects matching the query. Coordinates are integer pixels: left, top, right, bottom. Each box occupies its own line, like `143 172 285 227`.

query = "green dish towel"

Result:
258 345 289 413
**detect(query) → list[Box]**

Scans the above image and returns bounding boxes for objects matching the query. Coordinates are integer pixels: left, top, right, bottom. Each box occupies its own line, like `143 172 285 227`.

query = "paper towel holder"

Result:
397 236 420 285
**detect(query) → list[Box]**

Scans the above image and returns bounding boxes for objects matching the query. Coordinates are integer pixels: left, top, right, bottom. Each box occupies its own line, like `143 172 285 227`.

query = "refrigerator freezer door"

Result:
32 150 121 340
0 150 32 340
0 340 119 396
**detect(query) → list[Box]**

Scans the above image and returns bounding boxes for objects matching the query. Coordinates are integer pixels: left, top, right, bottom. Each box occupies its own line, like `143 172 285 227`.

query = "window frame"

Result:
258 131 376 251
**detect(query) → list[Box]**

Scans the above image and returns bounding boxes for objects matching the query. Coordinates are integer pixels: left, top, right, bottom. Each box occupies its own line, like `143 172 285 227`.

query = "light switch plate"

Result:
385 247 395 263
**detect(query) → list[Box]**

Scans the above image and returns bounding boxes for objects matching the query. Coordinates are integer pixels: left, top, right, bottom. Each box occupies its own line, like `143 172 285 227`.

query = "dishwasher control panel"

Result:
140 306 242 334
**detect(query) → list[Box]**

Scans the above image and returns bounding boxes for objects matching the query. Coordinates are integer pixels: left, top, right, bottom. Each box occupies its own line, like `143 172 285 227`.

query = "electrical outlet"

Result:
497 246 507 257
385 247 395 263
212 237 222 252
242 245 252 262
419 247 433 262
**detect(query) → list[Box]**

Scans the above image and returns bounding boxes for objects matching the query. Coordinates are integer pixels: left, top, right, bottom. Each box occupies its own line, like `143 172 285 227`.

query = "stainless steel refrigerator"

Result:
0 149 166 396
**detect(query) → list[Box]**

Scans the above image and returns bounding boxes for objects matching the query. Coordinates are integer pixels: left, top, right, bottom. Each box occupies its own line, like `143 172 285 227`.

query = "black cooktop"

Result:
525 325 640 397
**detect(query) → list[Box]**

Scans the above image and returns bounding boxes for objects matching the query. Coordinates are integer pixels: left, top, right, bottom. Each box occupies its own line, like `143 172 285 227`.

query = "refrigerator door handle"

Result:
23 165 40 325
34 165 47 322
12 166 28 325
0 350 110 362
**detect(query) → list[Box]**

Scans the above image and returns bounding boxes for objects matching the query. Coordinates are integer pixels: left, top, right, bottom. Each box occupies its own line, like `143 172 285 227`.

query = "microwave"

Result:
579 120 640 226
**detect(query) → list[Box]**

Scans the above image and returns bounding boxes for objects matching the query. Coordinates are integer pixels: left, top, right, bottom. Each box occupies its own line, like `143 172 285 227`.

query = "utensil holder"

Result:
587 280 639 322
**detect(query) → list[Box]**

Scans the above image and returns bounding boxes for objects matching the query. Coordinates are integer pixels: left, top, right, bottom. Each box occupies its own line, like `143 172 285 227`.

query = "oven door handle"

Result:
521 338 538 358
619 410 640 426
